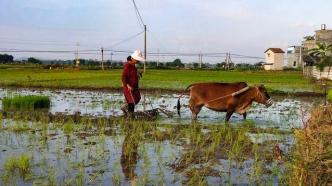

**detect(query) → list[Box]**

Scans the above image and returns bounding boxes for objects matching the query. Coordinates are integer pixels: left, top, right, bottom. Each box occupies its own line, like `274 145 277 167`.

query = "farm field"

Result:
0 66 330 185
0 66 324 94
0 87 329 185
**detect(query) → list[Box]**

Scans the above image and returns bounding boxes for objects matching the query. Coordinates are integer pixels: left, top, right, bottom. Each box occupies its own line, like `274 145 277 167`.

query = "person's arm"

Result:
122 64 129 87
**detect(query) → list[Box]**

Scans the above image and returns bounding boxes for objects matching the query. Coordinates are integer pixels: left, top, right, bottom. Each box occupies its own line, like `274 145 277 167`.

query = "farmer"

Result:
121 50 145 117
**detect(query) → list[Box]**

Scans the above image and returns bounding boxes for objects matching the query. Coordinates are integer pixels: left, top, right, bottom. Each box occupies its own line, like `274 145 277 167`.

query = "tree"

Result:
27 57 42 64
0 54 14 63
304 35 315 41
192 63 199 69
172 58 184 68
309 43 332 59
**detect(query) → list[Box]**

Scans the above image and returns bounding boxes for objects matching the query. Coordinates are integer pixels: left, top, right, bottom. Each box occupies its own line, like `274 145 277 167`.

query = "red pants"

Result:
123 87 141 104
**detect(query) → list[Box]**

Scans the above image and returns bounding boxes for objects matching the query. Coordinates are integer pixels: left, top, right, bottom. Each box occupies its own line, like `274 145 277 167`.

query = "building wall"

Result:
315 29 332 45
303 40 316 50
274 53 284 70
264 50 284 70
305 66 332 80
287 46 305 68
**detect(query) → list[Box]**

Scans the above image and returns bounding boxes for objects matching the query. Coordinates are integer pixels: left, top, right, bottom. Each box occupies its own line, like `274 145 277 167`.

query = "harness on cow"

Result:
206 86 250 103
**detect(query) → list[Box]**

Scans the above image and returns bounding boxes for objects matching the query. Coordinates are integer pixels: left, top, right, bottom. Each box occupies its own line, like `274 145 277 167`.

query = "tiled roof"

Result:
264 48 285 53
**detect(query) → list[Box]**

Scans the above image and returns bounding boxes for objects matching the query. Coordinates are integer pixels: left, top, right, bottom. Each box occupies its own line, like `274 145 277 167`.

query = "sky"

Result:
0 0 332 63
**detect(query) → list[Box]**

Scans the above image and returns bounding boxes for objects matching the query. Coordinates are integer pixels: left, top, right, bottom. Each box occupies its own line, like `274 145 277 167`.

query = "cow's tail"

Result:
177 97 181 116
177 84 194 117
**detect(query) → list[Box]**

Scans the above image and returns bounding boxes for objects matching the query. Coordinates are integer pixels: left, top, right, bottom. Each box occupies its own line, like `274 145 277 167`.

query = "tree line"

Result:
0 53 265 70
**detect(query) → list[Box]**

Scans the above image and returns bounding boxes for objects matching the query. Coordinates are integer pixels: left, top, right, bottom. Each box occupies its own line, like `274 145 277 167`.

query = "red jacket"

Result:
122 62 141 104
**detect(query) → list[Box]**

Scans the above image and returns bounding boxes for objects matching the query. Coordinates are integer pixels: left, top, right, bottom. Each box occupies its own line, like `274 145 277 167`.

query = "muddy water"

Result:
0 88 324 185
0 88 323 129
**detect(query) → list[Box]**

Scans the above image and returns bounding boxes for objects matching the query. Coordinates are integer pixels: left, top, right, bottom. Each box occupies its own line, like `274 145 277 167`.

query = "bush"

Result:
2 95 50 111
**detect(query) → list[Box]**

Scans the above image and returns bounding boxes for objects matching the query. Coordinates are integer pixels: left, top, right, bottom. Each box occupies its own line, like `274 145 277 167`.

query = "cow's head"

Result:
254 85 273 107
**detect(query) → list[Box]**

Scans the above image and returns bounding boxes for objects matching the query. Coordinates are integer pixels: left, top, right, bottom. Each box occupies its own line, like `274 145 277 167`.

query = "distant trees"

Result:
0 54 14 63
172 58 184 68
27 57 42 64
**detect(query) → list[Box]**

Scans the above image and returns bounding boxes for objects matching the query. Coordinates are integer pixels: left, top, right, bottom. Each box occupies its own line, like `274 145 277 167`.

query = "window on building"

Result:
293 61 297 67
267 53 270 57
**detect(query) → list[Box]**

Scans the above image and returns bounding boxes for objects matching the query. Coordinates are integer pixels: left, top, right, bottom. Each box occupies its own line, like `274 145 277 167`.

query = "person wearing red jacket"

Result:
121 50 145 117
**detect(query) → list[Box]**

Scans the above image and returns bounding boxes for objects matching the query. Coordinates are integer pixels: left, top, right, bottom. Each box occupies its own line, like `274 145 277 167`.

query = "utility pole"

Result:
199 52 202 69
144 25 147 73
225 53 229 70
157 48 159 67
228 53 232 70
75 42 80 68
300 45 304 76
101 47 104 70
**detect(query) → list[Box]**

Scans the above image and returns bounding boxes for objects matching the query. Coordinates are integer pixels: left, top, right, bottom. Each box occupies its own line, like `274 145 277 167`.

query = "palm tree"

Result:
309 43 332 106
308 43 332 60
308 43 332 74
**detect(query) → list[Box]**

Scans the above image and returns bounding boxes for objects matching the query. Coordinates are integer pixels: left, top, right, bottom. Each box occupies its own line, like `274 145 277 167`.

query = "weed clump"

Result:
288 105 332 185
2 154 31 180
2 95 50 111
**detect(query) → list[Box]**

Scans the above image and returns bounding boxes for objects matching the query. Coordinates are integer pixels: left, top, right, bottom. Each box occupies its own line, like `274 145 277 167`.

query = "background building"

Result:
287 46 306 68
264 48 285 70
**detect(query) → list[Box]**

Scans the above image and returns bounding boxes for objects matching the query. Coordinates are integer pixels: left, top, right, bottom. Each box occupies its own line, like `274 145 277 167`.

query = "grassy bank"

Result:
0 66 323 93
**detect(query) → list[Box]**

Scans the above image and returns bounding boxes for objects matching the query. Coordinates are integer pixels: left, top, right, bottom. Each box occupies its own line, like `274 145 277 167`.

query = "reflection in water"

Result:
120 128 140 182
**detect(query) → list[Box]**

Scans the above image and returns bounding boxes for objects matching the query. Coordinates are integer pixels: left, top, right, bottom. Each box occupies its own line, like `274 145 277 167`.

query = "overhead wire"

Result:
131 0 145 28
104 30 144 50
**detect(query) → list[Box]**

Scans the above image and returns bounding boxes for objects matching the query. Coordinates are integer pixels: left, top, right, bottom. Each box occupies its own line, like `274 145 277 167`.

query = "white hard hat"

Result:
131 50 145 62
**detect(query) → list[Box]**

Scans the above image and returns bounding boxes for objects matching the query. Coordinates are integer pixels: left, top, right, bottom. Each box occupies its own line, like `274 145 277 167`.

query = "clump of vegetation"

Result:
2 95 50 111
63 122 74 134
3 154 31 179
328 89 332 102
288 105 332 185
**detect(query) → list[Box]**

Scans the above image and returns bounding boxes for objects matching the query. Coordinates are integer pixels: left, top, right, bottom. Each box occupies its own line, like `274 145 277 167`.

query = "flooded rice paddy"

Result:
0 88 323 185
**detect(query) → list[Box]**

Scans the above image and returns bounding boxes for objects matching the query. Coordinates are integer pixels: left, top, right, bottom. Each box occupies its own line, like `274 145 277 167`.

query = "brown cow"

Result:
177 82 272 122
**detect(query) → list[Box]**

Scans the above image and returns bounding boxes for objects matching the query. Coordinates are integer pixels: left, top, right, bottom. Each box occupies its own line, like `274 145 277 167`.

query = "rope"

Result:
206 86 250 103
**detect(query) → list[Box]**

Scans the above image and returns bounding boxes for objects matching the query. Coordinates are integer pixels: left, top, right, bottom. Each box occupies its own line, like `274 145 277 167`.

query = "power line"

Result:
131 0 145 29
0 48 265 61
0 40 77 47
104 30 144 50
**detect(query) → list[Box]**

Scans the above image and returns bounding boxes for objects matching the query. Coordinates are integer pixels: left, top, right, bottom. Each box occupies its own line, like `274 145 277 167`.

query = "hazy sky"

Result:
0 0 331 63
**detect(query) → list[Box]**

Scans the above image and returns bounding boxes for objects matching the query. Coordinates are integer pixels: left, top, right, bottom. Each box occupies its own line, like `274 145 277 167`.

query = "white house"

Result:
287 46 305 68
264 48 285 70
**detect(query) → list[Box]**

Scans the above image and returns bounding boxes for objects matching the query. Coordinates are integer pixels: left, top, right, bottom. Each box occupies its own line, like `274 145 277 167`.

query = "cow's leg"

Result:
225 110 234 122
243 112 247 120
193 105 203 120
189 99 197 120
189 99 203 120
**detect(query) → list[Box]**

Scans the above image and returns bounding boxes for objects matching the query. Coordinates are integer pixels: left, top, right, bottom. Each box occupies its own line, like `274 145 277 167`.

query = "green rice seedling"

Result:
46 168 57 186
2 95 50 111
63 122 74 135
75 167 85 186
4 156 17 173
11 121 30 132
17 154 31 177
250 143 264 183
185 169 208 186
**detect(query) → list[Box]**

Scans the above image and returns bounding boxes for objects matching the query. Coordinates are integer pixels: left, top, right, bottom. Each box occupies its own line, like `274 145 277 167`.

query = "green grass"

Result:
0 65 324 93
328 89 332 101
2 95 50 111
